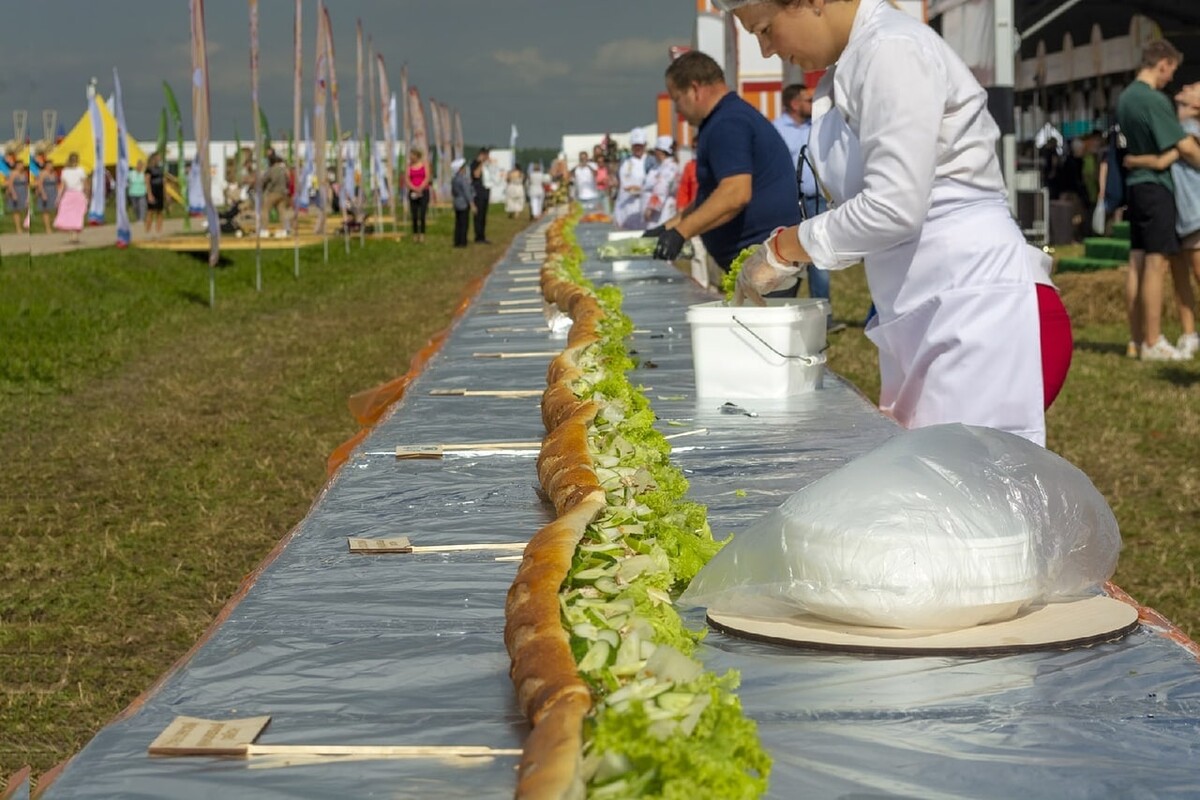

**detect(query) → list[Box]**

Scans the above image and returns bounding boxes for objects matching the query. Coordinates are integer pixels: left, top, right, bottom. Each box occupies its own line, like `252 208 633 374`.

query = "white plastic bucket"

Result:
685 299 830 398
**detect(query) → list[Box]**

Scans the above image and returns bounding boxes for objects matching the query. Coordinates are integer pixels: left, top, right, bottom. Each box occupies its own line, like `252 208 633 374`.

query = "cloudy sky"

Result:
1 1 698 149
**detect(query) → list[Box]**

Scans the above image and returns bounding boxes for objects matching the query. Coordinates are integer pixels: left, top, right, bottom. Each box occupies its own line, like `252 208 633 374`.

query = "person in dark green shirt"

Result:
1117 39 1200 360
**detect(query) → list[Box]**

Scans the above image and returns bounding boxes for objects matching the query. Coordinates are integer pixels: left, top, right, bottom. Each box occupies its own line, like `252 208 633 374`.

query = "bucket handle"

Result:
730 315 829 366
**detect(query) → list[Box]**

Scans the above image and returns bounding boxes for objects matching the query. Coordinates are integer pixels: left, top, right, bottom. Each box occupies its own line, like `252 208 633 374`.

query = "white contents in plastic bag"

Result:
679 424 1121 630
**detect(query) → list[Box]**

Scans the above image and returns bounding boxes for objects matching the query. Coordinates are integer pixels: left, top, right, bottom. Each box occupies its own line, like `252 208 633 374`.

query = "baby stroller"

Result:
219 193 258 237
336 196 372 234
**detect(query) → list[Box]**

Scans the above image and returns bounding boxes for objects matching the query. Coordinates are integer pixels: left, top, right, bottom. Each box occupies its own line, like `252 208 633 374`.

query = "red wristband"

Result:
769 228 798 267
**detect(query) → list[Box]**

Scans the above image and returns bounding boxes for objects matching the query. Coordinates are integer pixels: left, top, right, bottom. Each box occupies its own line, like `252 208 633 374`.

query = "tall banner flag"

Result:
292 0 303 275
408 87 428 180
249 0 264 289
355 21 365 203
400 64 409 225
113 68 131 247
510 123 518 154
299 112 313 211
313 1 329 237
321 4 349 252
378 55 397 227
389 92 399 225
163 81 186 218
439 102 452 198
454 109 464 163
86 89 105 224
190 0 221 286
367 38 385 230
428 96 442 199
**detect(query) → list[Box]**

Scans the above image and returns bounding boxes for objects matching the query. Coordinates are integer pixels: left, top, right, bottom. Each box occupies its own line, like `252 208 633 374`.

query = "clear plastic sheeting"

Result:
43 222 1200 799
680 424 1122 629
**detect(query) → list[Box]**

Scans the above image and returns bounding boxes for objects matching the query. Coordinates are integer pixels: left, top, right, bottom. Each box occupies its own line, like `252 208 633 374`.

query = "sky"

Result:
1 1 698 150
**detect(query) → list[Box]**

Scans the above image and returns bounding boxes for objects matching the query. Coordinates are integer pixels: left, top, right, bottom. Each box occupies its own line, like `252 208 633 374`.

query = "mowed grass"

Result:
0 209 526 778
2 220 1197 782
823 263 1199 642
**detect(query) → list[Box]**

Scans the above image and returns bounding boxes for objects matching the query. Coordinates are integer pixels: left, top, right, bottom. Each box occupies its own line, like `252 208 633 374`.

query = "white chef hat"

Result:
629 128 648 146
654 135 674 153
451 157 465 172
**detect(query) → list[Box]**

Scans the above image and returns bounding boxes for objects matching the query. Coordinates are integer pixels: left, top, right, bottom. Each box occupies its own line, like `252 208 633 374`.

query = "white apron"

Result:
808 95 1049 445
614 156 648 230
642 158 679 227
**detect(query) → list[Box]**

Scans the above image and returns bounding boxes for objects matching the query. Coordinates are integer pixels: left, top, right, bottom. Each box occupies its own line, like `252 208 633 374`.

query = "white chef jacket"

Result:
798 0 1051 319
796 0 1054 444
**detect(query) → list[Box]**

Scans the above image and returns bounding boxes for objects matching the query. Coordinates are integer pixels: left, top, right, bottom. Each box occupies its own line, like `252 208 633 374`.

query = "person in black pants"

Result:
450 158 472 247
471 146 492 243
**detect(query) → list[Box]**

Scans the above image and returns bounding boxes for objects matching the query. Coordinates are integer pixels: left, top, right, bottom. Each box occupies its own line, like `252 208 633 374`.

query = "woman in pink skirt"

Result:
54 152 90 243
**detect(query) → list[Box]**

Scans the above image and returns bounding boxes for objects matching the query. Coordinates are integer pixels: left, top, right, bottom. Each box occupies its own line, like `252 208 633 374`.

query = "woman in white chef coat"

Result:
722 0 1073 446
614 128 652 229
643 135 680 228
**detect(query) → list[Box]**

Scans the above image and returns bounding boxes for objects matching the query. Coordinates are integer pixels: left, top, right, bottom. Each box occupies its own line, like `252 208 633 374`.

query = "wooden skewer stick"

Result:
244 744 524 758
348 538 528 554
429 388 543 397
473 351 560 359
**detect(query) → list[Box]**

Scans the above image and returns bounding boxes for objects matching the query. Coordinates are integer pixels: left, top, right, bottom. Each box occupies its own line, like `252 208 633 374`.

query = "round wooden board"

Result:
707 596 1140 656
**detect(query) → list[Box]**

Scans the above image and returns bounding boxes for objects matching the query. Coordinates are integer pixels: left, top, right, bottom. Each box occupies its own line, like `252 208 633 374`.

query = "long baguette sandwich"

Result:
505 211 770 799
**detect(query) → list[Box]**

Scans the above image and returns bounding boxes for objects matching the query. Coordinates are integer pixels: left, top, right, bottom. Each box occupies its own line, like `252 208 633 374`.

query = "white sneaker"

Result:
1177 332 1199 359
1141 336 1185 361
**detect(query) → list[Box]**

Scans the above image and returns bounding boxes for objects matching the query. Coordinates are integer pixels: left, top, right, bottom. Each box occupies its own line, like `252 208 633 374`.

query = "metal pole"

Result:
992 0 1017 214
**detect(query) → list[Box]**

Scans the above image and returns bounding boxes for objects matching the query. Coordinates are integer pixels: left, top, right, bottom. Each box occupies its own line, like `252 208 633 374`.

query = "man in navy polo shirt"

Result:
651 51 800 293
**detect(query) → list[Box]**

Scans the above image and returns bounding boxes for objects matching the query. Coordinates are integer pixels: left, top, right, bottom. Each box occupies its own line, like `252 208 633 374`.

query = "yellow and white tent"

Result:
48 99 150 172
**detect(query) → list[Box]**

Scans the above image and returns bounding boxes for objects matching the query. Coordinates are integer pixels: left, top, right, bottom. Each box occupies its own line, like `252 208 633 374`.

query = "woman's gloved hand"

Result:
733 227 806 305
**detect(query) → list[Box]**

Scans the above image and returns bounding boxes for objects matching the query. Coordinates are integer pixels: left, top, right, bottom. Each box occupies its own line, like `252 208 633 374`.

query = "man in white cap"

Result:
642 135 679 228
614 128 653 229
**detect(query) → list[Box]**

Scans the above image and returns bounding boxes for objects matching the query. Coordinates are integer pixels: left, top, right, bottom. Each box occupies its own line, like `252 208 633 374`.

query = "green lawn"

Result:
0 208 527 778
1 219 1197 784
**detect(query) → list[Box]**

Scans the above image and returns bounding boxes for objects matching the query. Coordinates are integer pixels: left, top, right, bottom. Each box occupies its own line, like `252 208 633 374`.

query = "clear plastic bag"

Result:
679 424 1121 630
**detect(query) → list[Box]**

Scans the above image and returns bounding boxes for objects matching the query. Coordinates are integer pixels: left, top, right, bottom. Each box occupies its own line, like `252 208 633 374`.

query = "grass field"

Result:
0 209 526 778
2 216 1198 783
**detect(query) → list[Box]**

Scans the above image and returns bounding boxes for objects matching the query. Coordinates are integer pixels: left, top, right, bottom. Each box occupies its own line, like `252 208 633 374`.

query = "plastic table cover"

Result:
44 221 1200 799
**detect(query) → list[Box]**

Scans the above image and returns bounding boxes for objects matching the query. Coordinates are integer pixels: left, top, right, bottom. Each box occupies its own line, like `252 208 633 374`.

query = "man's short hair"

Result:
665 51 726 90
781 83 808 108
1141 39 1183 69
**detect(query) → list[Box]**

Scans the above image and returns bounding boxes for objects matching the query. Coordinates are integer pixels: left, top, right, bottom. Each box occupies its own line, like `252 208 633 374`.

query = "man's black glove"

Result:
642 224 666 239
653 228 686 261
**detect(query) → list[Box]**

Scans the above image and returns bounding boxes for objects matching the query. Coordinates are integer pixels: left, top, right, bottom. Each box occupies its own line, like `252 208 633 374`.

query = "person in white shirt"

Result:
54 152 91 243
614 128 652 229
570 151 601 210
526 162 547 219
725 0 1072 446
642 135 679 227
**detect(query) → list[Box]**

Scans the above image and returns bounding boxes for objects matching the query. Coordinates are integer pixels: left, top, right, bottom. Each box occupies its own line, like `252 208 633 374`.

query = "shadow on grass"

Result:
1074 340 1127 357
1155 365 1200 388
176 289 210 307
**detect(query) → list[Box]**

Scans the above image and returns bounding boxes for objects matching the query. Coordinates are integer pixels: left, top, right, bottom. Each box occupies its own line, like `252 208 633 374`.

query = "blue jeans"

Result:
802 195 831 303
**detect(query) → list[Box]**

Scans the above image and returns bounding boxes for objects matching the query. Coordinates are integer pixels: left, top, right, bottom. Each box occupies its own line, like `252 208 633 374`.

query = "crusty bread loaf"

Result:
506 497 605 800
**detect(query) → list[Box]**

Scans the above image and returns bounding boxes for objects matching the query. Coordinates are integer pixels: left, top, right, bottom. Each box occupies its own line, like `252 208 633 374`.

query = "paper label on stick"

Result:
394 445 445 459
348 537 413 553
149 715 271 756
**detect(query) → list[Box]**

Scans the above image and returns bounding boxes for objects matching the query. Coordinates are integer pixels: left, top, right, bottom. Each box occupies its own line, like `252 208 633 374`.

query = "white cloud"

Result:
592 37 677 73
491 48 570 86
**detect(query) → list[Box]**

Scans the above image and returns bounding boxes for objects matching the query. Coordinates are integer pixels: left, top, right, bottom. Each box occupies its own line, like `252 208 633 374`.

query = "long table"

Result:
43 220 1200 798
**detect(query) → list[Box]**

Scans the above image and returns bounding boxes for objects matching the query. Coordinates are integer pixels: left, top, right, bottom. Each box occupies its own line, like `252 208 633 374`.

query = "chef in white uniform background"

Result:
643 135 680 228
614 128 653 229
722 0 1073 446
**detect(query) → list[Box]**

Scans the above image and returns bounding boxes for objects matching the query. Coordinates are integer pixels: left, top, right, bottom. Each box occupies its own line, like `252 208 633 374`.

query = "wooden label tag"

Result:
148 715 271 756
394 445 445 459
348 537 413 553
